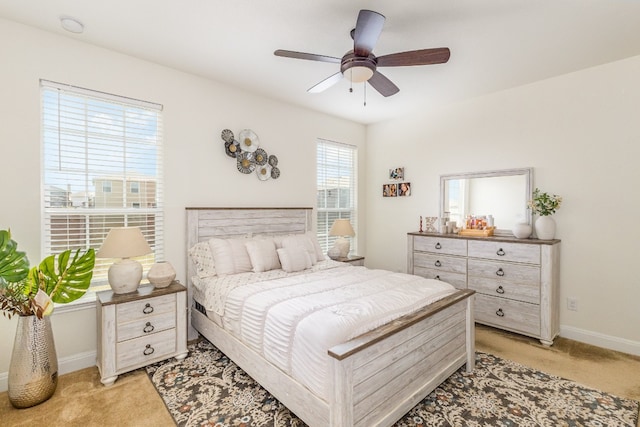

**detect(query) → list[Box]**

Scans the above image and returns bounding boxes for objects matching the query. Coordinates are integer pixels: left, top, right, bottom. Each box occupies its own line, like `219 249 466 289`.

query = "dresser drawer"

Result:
116 293 176 324
414 267 467 290
468 276 540 304
474 294 540 337
117 311 176 342
116 328 176 371
414 253 467 275
468 240 540 264
414 236 467 256
467 259 540 304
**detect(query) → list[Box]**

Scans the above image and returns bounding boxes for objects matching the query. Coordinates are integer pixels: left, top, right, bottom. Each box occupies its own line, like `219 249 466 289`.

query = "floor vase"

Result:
8 315 58 408
535 216 556 240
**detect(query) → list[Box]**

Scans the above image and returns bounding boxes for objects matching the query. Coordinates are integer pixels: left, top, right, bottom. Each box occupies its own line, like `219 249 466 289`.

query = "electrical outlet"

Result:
567 297 578 311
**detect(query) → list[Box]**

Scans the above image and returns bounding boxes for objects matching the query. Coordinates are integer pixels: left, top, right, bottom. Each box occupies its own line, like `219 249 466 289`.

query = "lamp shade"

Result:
329 219 355 237
96 227 152 259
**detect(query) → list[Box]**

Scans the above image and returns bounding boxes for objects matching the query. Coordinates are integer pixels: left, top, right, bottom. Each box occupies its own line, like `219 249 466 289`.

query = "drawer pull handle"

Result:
143 322 155 333
496 248 506 256
434 260 442 267
496 286 505 294
496 268 505 277
435 242 442 250
435 275 441 280
143 344 155 356
143 303 154 314
496 308 505 317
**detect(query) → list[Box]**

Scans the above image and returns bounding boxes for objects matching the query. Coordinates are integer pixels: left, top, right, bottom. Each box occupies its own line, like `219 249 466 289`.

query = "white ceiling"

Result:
2 0 640 124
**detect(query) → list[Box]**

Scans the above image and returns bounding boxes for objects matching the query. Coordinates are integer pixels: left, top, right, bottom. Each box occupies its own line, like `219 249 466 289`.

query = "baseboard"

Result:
560 325 640 356
0 350 96 393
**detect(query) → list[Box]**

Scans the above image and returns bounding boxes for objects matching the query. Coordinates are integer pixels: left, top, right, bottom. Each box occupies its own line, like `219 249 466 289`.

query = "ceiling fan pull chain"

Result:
364 81 367 106
349 69 353 93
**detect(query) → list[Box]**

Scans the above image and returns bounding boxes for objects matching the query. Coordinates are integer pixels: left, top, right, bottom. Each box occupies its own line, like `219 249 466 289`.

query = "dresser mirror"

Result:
440 167 533 236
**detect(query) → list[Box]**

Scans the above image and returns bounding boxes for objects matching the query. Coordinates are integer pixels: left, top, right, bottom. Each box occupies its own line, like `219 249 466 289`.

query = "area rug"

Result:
146 340 639 427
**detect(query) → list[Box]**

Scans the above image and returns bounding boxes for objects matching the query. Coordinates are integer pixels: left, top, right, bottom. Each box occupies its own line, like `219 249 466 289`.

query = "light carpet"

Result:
146 340 639 426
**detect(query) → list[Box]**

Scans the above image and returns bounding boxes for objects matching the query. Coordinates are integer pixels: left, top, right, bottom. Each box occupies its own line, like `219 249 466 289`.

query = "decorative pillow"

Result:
208 237 253 276
277 247 312 273
305 231 326 262
188 241 216 278
245 238 281 273
281 234 318 265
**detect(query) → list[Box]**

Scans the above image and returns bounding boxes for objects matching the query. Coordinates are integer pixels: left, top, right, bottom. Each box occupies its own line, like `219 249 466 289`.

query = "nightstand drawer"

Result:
116 293 176 324
474 294 540 337
414 236 467 256
117 311 176 342
116 328 176 371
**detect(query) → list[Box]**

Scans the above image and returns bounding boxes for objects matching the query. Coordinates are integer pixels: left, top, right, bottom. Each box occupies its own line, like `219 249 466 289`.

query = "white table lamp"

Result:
97 227 152 294
328 219 355 259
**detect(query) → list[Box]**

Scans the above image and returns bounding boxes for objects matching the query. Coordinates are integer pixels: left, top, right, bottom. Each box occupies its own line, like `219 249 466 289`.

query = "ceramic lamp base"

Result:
331 237 350 259
108 258 143 294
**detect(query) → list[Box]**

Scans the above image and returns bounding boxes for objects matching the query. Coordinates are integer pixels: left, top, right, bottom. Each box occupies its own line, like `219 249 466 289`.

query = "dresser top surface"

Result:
408 231 560 245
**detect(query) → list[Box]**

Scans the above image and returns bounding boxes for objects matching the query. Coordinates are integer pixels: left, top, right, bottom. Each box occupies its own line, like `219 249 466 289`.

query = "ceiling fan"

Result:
274 9 450 97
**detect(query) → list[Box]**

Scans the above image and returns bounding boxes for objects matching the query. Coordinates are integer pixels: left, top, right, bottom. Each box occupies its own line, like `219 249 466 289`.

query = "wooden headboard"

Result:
185 207 313 337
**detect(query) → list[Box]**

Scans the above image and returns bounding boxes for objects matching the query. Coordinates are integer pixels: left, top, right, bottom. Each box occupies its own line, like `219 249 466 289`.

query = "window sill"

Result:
52 291 99 315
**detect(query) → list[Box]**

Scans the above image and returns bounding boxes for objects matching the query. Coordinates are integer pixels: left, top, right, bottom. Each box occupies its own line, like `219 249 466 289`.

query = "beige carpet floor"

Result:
1 324 639 426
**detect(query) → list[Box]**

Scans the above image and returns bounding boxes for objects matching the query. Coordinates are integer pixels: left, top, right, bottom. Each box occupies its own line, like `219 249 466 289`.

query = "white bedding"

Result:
193 261 456 401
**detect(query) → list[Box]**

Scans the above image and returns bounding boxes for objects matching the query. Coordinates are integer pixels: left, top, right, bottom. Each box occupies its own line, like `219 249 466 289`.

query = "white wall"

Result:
365 55 640 354
0 18 365 381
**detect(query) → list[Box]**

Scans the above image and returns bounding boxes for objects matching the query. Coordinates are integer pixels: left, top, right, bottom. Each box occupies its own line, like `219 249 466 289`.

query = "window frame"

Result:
316 139 358 255
40 80 164 291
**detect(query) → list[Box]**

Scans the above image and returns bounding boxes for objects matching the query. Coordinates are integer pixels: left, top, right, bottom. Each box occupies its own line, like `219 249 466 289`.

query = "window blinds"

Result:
316 139 358 253
40 80 164 286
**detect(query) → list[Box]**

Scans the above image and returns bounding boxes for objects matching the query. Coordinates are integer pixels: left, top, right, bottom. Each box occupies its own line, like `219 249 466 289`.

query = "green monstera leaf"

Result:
0 229 30 285
29 248 95 304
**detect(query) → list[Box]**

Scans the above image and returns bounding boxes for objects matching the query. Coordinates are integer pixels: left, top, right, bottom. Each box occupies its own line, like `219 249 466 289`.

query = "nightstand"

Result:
96 281 188 386
335 255 365 266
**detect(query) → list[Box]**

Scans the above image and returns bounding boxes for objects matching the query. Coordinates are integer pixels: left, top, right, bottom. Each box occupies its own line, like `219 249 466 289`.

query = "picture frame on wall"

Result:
383 183 397 197
398 182 411 196
389 167 404 180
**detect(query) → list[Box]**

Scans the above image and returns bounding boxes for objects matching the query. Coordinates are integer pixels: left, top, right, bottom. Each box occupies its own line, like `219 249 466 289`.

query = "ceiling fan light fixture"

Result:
348 66 374 83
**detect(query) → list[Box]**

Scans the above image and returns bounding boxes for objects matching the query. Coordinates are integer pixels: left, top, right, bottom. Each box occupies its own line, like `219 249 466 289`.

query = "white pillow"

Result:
305 231 326 262
245 238 281 273
208 238 253 276
277 247 312 273
188 241 216 278
281 234 318 265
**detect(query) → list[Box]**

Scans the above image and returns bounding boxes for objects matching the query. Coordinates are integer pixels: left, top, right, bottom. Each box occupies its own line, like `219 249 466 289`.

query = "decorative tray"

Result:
458 227 495 237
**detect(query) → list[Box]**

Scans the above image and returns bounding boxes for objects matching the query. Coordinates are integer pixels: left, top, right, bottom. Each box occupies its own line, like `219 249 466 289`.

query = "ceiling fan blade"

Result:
274 49 341 64
368 71 399 97
353 10 385 57
308 72 344 93
377 48 451 67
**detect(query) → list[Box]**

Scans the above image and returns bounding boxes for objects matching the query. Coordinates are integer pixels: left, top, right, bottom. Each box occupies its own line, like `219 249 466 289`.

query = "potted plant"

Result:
527 188 562 240
0 229 95 408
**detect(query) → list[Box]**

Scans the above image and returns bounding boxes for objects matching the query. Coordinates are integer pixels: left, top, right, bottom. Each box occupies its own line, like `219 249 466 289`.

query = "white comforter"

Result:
194 262 456 400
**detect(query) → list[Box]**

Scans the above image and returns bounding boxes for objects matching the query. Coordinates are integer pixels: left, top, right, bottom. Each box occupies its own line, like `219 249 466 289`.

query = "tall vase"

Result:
8 315 58 408
535 216 556 240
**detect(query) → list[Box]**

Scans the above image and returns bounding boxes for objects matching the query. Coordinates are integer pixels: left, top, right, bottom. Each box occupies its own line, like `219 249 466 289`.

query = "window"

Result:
41 80 164 289
316 139 357 254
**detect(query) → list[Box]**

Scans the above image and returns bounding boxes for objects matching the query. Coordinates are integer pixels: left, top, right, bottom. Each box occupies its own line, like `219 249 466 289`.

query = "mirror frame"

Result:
440 167 533 236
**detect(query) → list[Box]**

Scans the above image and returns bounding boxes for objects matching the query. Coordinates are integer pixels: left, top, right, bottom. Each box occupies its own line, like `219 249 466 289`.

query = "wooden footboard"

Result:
192 289 474 427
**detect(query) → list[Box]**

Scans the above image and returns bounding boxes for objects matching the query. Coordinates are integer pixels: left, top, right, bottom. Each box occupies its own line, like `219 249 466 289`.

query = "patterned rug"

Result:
146 340 639 427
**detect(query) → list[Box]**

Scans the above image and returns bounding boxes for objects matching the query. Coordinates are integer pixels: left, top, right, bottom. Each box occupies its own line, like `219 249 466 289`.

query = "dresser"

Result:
408 232 560 345
96 282 189 386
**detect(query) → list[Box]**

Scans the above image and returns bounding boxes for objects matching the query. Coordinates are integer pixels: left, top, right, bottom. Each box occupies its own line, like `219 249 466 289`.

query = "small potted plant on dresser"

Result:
0 229 95 408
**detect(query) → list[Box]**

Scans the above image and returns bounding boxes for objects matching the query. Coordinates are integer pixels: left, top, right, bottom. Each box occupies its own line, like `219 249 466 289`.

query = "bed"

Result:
186 207 475 427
